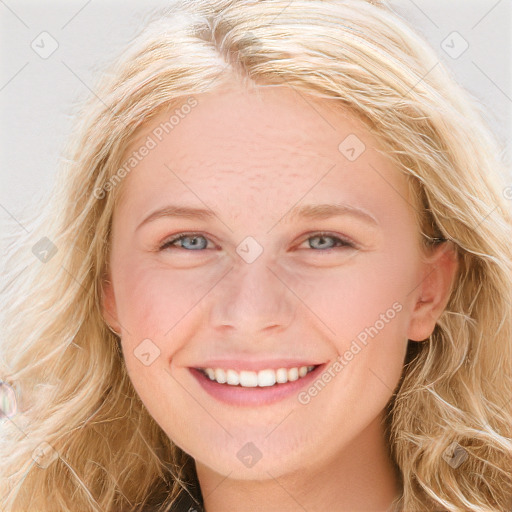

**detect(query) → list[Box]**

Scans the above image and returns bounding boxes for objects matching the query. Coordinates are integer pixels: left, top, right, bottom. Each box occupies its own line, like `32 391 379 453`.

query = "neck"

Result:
195 413 402 512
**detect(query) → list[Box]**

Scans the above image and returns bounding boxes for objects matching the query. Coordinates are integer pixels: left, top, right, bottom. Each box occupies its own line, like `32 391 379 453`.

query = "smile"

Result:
198 365 317 387
189 363 326 407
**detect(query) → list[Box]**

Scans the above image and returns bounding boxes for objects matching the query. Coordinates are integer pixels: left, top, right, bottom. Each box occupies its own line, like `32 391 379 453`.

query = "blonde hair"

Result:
1 1 511 511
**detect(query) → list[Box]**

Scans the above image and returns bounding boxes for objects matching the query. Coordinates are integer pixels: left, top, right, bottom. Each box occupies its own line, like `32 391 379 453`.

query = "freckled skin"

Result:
102 80 457 511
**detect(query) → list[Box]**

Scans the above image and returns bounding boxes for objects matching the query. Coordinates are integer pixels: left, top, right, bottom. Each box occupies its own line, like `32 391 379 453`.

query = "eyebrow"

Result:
136 202 379 231
286 203 378 226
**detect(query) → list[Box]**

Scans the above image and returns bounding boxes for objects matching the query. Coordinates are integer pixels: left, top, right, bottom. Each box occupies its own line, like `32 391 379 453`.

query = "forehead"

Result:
117 81 412 224
125 81 370 168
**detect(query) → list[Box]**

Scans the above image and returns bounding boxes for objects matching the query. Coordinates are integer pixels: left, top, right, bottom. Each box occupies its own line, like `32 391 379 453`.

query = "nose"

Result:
209 257 296 336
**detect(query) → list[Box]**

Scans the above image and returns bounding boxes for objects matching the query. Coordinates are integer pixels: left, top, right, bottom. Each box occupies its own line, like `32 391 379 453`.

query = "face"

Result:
102 80 456 479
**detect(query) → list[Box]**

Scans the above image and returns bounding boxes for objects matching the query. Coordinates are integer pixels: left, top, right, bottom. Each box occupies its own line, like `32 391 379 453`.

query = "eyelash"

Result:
158 231 357 252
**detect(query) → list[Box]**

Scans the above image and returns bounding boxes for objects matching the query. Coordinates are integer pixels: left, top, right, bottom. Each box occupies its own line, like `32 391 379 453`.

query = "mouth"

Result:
189 363 326 407
198 365 317 387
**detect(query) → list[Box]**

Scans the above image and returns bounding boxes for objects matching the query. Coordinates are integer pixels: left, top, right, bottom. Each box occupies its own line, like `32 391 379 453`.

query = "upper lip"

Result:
191 359 324 372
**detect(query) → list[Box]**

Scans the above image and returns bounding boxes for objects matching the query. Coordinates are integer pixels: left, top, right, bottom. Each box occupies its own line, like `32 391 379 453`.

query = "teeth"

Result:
226 369 240 385
239 371 258 387
257 369 276 387
288 367 299 382
276 368 288 383
202 365 316 387
214 368 227 384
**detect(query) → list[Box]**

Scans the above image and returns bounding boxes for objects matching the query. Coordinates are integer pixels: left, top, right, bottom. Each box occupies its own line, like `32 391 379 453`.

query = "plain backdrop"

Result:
0 0 511 232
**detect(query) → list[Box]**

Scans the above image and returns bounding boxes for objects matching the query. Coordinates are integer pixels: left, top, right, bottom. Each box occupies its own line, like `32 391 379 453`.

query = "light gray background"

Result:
1 0 511 227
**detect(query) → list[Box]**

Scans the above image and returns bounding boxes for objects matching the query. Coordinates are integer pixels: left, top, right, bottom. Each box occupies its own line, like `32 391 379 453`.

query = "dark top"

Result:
171 491 204 512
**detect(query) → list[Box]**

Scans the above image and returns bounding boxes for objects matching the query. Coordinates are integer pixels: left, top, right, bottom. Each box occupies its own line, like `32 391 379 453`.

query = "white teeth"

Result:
257 369 276 387
226 369 240 385
276 368 288 383
214 368 227 384
239 371 258 387
288 367 299 382
202 365 316 387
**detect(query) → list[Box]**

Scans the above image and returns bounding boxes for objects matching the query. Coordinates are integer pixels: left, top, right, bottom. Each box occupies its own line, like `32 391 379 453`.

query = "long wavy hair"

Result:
1 1 511 511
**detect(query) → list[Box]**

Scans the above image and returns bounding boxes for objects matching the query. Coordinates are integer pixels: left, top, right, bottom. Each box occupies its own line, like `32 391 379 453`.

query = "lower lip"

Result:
189 365 326 407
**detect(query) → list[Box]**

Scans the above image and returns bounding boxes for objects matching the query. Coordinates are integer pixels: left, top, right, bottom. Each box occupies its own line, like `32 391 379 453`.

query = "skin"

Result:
102 79 458 511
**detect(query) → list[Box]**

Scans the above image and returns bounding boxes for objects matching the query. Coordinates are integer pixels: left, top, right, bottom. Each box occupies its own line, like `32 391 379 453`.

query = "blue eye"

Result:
159 232 356 252
160 233 212 251
303 232 355 251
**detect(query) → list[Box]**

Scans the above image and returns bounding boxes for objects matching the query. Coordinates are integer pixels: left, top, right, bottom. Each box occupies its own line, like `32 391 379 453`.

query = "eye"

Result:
159 233 215 251
158 231 357 253
297 232 357 251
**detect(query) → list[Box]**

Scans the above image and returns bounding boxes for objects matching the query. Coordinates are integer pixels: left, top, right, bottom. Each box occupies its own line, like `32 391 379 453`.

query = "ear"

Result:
101 274 121 334
407 241 459 342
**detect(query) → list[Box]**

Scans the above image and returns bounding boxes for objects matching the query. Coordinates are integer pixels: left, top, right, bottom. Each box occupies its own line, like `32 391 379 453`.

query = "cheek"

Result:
295 251 416 340
113 258 226 398
293 249 416 388
114 260 197 429
113 255 219 339
297 270 409 426
309 275 406 368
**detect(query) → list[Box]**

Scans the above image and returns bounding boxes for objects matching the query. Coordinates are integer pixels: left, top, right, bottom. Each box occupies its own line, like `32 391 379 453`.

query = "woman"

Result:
1 1 511 511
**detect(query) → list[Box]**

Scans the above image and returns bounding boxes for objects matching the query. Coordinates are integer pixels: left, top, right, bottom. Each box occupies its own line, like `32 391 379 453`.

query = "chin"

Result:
189 430 317 479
